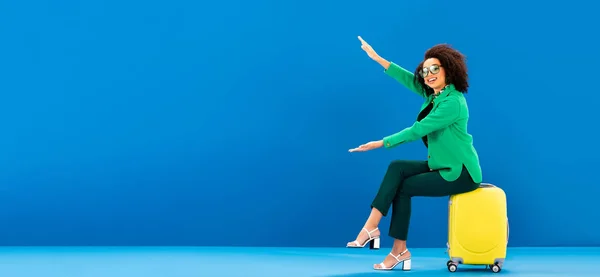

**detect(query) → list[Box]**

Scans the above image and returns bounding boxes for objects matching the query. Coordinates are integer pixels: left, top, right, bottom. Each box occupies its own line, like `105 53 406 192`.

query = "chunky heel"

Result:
402 259 411 271
347 227 380 249
369 237 380 250
374 249 411 271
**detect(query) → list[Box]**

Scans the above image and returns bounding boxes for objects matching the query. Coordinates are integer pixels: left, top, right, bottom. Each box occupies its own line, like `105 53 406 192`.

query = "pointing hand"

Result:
358 36 381 61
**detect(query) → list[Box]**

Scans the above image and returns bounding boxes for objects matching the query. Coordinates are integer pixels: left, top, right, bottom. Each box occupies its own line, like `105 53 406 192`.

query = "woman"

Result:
346 36 483 271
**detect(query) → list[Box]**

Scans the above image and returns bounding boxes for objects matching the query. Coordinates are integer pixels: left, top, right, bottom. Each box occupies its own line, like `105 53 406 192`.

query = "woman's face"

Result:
420 58 446 91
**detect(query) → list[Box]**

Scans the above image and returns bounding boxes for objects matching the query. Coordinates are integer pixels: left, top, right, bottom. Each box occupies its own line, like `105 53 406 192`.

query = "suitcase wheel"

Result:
490 264 502 273
447 262 502 273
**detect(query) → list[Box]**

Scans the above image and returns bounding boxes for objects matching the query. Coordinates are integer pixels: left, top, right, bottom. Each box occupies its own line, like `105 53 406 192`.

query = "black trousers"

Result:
371 160 479 240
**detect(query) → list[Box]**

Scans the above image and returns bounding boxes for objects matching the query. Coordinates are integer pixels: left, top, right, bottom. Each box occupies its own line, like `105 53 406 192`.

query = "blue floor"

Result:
0 247 597 276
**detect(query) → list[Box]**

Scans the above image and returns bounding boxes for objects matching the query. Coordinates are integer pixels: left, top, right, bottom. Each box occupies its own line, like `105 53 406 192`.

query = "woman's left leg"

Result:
373 167 479 270
347 160 430 248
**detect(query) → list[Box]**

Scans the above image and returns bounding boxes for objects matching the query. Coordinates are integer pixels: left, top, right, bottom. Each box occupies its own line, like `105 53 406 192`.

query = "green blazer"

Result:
381 62 482 184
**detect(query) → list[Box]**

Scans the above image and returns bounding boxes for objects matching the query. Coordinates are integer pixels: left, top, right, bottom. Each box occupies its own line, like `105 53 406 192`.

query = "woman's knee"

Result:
392 190 410 202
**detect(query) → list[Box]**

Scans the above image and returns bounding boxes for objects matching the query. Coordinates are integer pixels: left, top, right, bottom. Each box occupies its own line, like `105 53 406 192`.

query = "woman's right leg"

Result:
347 160 431 247
372 167 478 269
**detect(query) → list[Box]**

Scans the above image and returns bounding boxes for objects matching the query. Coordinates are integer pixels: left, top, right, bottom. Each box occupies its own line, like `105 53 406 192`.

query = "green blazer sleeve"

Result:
385 62 426 97
383 97 460 148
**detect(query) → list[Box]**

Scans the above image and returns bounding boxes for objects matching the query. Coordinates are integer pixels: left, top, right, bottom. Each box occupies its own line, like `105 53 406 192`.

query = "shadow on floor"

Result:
323 266 505 277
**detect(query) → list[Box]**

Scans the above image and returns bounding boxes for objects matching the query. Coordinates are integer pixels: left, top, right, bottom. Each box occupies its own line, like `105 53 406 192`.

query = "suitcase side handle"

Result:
507 218 510 245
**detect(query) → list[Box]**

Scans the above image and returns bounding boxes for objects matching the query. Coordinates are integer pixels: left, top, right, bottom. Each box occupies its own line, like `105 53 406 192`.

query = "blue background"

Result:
0 0 597 248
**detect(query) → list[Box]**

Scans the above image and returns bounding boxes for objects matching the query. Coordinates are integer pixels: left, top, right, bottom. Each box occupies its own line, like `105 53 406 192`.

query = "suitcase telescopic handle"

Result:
479 183 496 188
478 183 509 244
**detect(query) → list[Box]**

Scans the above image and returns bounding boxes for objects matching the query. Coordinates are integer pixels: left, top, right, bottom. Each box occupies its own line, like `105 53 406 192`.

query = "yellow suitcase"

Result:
446 183 509 273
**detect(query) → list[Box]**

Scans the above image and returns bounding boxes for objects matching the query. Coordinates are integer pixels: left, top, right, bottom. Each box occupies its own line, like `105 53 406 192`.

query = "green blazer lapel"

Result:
418 84 456 112
432 84 456 108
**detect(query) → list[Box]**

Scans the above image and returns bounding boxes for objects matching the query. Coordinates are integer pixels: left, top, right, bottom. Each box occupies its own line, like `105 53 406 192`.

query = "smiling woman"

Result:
346 37 483 271
415 44 470 96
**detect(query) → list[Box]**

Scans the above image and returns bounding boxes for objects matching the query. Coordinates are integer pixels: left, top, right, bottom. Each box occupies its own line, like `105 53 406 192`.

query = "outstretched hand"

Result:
349 140 384 152
358 36 381 61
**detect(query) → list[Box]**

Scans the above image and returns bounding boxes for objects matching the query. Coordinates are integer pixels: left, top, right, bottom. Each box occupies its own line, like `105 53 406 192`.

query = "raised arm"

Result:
358 36 426 97
383 61 426 97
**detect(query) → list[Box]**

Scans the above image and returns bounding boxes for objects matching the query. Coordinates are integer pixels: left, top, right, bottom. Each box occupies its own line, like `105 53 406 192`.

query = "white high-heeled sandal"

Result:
374 249 411 271
346 227 380 249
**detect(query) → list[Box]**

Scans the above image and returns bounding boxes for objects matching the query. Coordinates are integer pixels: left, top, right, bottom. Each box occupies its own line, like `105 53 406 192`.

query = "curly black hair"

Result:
413 44 469 95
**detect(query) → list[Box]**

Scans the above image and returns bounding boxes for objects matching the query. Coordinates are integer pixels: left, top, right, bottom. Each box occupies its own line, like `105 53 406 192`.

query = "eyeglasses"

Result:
419 64 441 78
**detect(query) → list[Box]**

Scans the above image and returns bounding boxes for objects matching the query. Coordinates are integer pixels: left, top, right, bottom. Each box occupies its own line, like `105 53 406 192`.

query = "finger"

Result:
358 36 366 44
349 146 365 152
